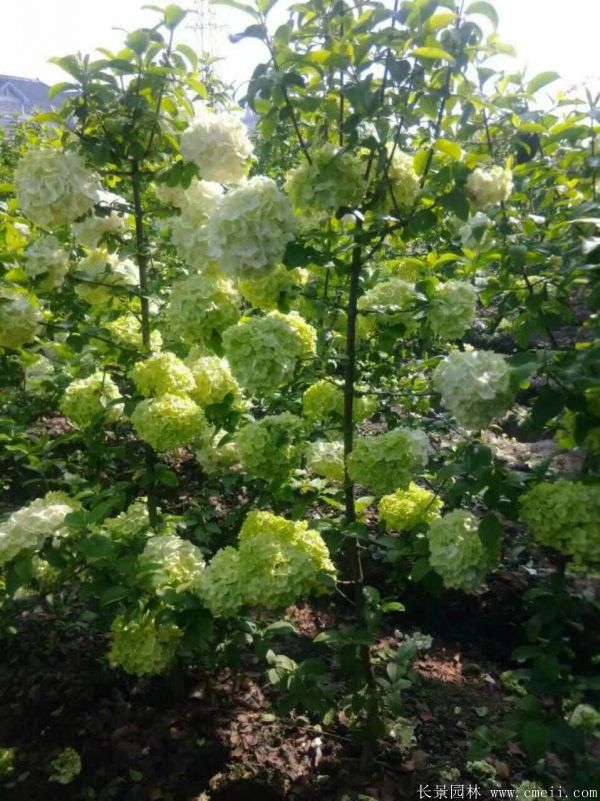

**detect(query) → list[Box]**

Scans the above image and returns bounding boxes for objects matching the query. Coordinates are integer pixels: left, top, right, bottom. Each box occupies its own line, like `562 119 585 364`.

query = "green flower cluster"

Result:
102 314 162 352
305 439 345 482
186 354 240 406
519 480 600 564
378 482 442 531
131 393 208 452
60 371 124 428
357 278 417 335
165 270 240 344
74 249 137 308
568 704 600 733
237 412 304 482
131 352 195 397
0 288 41 349
223 314 303 396
433 349 513 430
238 265 308 310
0 491 78 565
15 149 98 227
285 143 365 213
428 510 497 591
95 497 175 540
200 510 335 617
0 747 15 777
386 148 419 210
269 310 317 357
141 535 205 595
49 747 82 785
109 611 181 676
428 280 478 340
302 379 376 424
347 427 430 496
195 428 239 475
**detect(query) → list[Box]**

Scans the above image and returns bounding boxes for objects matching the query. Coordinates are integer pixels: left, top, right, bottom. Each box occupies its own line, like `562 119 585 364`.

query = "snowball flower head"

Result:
428 280 477 340
103 314 162 352
49 748 82 785
0 491 78 565
74 249 137 307
519 479 600 565
186 354 240 406
284 143 365 213
347 428 430 496
15 149 99 226
223 314 303 396
358 278 417 334
386 148 419 210
568 704 600 733
206 177 296 276
466 165 513 209
131 393 208 452
23 234 70 289
60 371 124 428
168 180 223 269
428 509 497 591
433 349 513 430
180 107 253 184
0 288 40 348
302 379 376 424
378 482 442 531
109 611 181 676
131 351 195 397
72 211 126 248
141 535 205 595
238 265 309 310
25 354 55 393
199 546 244 618
268 310 317 357
305 439 345 482
236 412 304 482
165 270 240 344
95 497 176 540
195 428 240 475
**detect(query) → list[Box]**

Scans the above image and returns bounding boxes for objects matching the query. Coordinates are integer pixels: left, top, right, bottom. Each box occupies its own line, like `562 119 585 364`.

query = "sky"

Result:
2 0 599 99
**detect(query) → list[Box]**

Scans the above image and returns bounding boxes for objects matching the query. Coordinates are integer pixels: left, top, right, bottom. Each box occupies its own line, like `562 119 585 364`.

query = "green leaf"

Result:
527 71 560 95
441 188 469 220
175 44 198 70
412 47 454 62
435 138 462 160
410 557 431 582
126 30 151 55
531 385 565 430
265 620 298 636
100 586 129 606
212 0 261 20
466 1 499 28
164 4 187 30
521 720 551 762
478 515 502 557
48 81 78 100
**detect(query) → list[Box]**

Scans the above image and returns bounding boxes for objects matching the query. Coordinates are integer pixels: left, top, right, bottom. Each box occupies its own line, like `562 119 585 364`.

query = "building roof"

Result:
0 75 55 109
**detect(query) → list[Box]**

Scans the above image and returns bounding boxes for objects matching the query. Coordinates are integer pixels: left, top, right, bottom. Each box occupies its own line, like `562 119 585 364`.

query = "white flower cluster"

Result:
23 235 70 289
180 107 253 184
0 491 77 565
305 439 345 482
466 165 513 209
72 211 126 248
428 280 478 340
74 249 137 307
60 371 124 428
141 535 206 595
0 288 41 349
168 180 223 269
165 270 240 344
358 278 417 334
428 509 497 592
386 148 420 210
433 349 513 430
284 143 365 213
15 149 99 227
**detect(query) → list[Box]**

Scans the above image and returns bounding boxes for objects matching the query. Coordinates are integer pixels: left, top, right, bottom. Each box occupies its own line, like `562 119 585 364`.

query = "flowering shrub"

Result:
236 412 304 481
285 143 365 212
305 439 345 482
131 393 207 452
94 497 176 540
223 314 303 396
568 704 600 733
60 371 124 428
199 546 243 618
109 611 181 676
238 265 308 310
347 428 430 496
519 480 600 564
15 149 98 226
103 314 162 352
74 249 137 307
433 350 513 430
357 278 417 333
428 280 478 340
378 483 442 531
131 352 195 397
168 180 223 269
0 288 41 348
195 428 239 475
385 148 420 210
180 108 253 184
466 165 513 209
73 211 125 248
141 535 205 595
186 354 240 406
428 510 497 591
165 270 240 344
23 234 70 289
0 491 78 565
269 310 317 357
302 379 376 423
206 177 296 275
